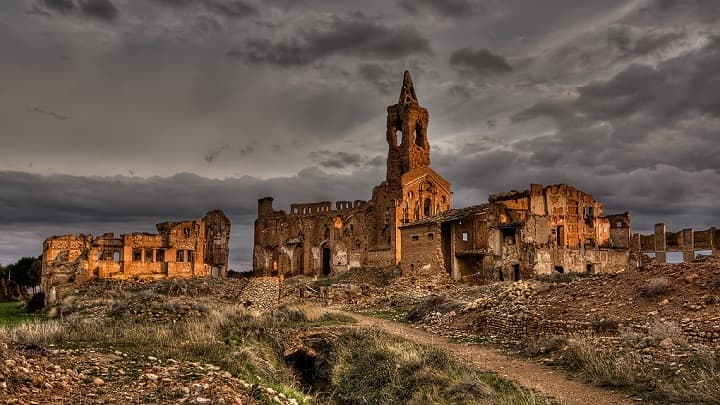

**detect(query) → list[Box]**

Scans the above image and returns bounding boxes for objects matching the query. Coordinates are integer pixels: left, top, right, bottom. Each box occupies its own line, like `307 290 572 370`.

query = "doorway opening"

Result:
512 264 520 281
322 247 331 276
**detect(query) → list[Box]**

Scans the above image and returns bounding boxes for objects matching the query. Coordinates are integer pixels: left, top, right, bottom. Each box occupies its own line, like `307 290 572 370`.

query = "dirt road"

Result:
342 311 636 405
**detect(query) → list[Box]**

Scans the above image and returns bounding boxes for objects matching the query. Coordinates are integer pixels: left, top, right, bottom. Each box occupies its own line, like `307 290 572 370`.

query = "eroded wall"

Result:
41 211 230 304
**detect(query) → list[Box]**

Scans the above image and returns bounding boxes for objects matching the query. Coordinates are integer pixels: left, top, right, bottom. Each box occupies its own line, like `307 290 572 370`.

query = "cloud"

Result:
33 0 119 21
0 168 382 268
231 13 432 66
26 107 70 120
449 47 512 75
204 144 231 163
79 0 118 21
38 0 76 14
357 63 395 95
150 0 258 19
202 0 258 19
397 0 478 18
308 150 385 170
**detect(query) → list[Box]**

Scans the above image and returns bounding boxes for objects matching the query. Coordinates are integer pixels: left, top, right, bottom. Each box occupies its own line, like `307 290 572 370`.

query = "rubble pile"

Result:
0 340 301 404
402 257 720 345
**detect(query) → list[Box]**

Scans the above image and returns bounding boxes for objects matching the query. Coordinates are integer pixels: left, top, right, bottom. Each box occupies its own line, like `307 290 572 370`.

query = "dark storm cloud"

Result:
0 168 381 267
204 144 231 163
150 0 258 19
33 0 119 21
39 0 76 14
449 47 512 75
396 0 478 18
512 35 720 174
357 63 395 95
231 13 432 66
202 0 258 19
79 0 118 21
606 26 682 56
307 150 385 169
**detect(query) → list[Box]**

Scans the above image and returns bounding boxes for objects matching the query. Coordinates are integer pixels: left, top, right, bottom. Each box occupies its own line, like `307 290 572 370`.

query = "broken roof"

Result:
400 204 490 228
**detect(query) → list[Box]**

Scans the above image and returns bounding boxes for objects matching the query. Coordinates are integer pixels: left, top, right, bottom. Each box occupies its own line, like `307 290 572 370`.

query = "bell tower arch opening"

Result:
386 71 431 188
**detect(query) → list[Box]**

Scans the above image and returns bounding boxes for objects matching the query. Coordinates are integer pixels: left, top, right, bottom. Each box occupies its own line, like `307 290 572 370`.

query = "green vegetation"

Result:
0 301 35 326
0 256 42 301
3 300 551 404
328 329 549 404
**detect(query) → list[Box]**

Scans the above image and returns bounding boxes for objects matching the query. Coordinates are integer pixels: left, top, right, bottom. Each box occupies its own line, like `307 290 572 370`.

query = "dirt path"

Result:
341 311 635 405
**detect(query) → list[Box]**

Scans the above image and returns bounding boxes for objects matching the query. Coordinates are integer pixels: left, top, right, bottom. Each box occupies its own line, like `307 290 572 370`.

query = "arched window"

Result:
414 123 424 147
423 198 432 217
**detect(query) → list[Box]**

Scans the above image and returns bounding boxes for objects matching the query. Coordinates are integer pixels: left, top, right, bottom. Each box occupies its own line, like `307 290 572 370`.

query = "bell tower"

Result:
386 71 430 190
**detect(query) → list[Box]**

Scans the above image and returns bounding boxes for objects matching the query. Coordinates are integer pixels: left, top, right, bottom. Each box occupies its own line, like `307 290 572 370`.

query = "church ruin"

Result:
254 71 451 276
253 71 633 280
41 210 230 304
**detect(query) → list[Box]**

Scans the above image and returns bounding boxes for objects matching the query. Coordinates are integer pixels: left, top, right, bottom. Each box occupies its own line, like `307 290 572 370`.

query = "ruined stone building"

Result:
254 71 633 280
400 184 632 281
632 224 719 263
42 210 230 303
254 71 452 276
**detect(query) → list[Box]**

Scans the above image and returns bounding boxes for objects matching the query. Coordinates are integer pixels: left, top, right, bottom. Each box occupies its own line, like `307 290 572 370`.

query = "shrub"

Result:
591 318 619 334
641 277 670 297
25 292 45 313
521 335 567 356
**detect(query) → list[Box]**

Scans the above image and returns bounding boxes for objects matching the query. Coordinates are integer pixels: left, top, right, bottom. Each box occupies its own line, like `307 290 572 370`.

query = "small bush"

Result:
641 277 670 297
560 338 647 388
25 292 45 313
521 335 567 357
591 318 619 334
648 321 686 346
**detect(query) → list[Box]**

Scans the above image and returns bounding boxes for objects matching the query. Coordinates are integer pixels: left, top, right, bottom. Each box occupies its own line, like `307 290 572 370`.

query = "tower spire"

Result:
398 70 418 106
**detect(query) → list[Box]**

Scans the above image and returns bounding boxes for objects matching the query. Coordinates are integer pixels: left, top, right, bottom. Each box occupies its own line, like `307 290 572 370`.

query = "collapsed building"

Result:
253 71 633 280
400 184 631 281
41 210 230 304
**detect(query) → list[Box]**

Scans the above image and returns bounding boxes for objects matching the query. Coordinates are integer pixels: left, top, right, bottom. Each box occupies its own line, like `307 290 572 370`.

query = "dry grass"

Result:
522 332 720 404
640 277 671 298
3 300 552 404
330 329 550 405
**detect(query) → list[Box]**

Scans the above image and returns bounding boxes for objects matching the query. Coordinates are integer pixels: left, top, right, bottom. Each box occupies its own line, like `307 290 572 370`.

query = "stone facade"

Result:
401 184 632 281
41 210 230 304
253 71 451 277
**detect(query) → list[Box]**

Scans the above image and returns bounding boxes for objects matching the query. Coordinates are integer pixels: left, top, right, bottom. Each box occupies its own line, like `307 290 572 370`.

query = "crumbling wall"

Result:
41 210 230 305
632 224 719 263
253 71 453 278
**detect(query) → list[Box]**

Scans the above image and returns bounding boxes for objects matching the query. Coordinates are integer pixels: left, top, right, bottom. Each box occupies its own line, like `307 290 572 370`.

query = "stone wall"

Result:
41 210 230 305
633 224 719 263
400 222 443 275
253 71 452 278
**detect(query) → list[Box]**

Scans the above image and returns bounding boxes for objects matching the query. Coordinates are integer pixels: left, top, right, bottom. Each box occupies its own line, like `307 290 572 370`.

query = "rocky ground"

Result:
0 277 301 405
0 340 263 404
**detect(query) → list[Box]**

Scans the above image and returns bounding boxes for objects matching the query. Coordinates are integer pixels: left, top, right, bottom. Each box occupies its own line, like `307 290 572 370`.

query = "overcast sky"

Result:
1 0 719 269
